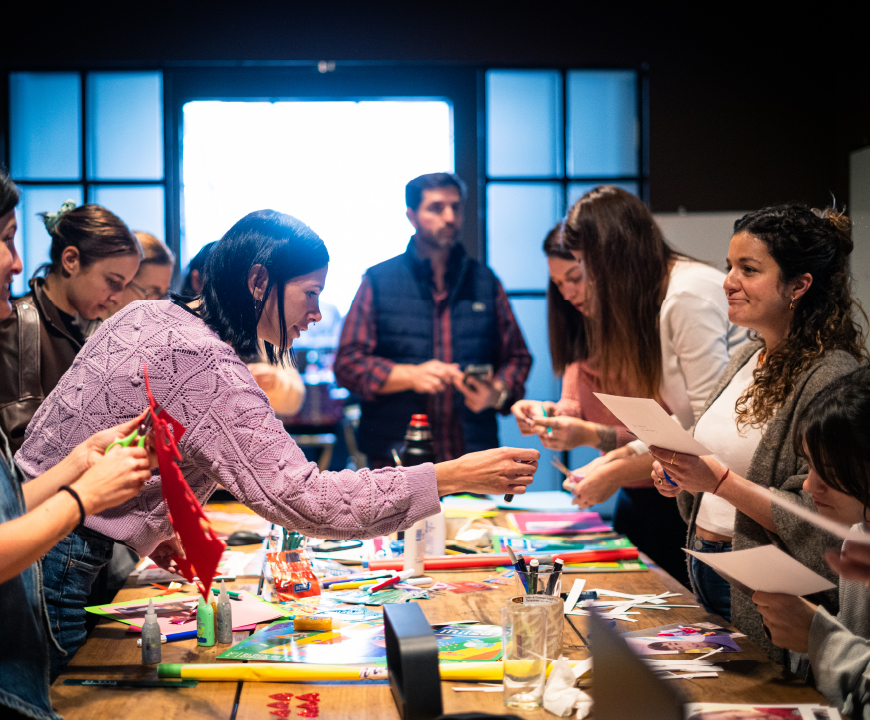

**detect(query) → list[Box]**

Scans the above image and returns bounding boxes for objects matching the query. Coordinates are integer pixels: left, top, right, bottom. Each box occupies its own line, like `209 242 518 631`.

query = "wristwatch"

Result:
494 386 510 412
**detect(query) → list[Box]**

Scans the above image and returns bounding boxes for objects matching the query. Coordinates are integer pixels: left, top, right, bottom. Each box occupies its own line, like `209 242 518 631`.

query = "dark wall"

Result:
4 1 868 212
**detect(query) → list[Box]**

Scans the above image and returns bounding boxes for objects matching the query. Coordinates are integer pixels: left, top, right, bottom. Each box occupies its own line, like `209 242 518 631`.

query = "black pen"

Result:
546 557 563 596
529 558 539 595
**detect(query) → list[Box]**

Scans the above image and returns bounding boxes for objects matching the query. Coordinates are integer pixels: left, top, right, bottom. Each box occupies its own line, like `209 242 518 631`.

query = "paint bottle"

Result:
216 580 233 644
196 595 215 647
141 599 161 665
424 502 447 557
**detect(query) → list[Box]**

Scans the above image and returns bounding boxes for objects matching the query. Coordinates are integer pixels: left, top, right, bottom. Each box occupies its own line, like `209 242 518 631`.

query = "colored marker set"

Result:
506 546 564 596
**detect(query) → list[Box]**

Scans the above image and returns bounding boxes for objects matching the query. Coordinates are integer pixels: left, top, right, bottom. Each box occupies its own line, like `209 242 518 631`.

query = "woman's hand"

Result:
651 459 684 498
648 446 725 495
435 447 539 497
70 412 159 472
826 540 870 585
752 591 817 653
563 446 635 492
71 446 152 516
149 535 183 574
570 465 624 509
510 400 557 436
527 416 594 451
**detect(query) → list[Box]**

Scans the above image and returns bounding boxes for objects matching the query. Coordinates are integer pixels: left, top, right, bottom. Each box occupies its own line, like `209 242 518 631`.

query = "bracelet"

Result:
712 468 730 496
58 486 86 527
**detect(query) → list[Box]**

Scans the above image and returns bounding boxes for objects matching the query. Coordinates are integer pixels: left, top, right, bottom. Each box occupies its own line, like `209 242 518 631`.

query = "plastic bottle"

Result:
403 518 427 577
216 581 233 644
141 599 161 664
399 414 437 466
196 595 215 647
424 502 447 557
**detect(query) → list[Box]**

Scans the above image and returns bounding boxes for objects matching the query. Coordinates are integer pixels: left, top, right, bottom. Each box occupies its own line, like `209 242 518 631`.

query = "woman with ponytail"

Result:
650 204 867 661
0 201 141 450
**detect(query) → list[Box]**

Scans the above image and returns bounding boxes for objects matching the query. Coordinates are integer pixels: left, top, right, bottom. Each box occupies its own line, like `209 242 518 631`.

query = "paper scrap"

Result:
564 579 586 613
684 545 836 596
593 393 712 456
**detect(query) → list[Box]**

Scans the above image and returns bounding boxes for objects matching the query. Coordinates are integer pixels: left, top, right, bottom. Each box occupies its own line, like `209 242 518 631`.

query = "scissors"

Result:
105 404 163 454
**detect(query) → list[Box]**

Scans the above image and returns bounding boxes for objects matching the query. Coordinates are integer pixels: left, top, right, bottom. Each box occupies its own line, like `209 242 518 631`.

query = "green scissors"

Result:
105 404 163 455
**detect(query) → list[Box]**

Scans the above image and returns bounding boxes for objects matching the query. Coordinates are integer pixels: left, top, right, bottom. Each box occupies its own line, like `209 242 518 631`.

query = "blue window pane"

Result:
496 297 564 491
9 73 82 180
486 71 562 178
567 71 638 178
13 186 84 295
566 181 639 210
487 183 563 292
87 72 164 180
88 186 165 240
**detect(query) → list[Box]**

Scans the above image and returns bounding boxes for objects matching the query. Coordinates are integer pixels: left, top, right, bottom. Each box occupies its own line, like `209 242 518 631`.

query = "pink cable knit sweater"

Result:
16 300 440 556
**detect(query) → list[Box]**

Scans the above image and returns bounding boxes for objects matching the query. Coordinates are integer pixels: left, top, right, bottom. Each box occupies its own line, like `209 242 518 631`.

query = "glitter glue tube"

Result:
197 595 215 647
141 599 162 665
216 581 233 644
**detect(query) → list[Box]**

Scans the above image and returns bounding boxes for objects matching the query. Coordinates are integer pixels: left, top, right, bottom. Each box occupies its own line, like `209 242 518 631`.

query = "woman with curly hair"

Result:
650 204 867 660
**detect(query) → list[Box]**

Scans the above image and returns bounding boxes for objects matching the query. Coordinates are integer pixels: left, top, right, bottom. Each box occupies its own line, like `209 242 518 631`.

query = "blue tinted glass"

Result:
9 73 82 180
88 186 165 240
13 186 84 294
87 72 164 180
566 181 639 210
487 183 563 292
567 71 638 178
486 71 562 178
496 297 564 491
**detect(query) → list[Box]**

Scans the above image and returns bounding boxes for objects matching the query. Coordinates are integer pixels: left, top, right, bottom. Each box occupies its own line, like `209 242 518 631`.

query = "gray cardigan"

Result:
677 341 859 664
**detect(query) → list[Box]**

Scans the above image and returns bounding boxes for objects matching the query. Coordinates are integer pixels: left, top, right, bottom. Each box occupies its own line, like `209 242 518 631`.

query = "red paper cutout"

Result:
297 710 319 718
296 693 320 702
270 694 295 701
268 702 289 709
297 702 319 711
144 366 226 599
270 711 290 718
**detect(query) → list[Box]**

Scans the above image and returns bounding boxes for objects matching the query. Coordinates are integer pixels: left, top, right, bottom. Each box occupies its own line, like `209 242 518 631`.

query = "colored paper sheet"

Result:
563 559 648 573
626 633 742 655
488 491 580 512
684 545 836 596
218 620 503 664
507 511 612 536
86 590 290 636
499 534 632 554
329 589 429 605
684 703 842 720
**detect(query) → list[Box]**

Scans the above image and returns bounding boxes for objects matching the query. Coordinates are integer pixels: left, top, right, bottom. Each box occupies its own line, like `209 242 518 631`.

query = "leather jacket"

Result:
0 278 84 452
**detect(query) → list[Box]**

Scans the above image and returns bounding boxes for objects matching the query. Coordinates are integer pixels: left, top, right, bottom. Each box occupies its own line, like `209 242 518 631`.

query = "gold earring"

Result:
789 297 795 311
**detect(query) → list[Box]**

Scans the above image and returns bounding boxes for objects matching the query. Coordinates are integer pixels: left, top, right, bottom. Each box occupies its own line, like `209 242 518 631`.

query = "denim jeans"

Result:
41 527 114 681
689 535 732 621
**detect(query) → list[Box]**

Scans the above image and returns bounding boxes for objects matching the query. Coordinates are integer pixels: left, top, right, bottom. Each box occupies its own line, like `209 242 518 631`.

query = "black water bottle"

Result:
399 414 436 466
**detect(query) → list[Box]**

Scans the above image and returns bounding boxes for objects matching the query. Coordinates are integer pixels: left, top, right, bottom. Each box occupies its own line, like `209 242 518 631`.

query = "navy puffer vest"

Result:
358 243 500 461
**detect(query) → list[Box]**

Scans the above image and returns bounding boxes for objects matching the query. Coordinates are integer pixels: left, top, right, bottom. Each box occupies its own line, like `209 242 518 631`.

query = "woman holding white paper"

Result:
650 204 865 660
752 368 870 719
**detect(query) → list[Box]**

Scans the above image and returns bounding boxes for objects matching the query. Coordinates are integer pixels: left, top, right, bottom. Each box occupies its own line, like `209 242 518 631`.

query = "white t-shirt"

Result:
628 259 750 455
694 349 764 537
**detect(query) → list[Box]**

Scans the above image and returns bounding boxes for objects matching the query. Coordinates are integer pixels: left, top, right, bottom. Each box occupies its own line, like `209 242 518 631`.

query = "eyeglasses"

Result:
128 281 169 301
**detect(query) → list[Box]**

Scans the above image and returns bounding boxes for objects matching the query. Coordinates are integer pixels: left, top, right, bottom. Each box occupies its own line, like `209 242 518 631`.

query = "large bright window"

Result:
182 100 454 315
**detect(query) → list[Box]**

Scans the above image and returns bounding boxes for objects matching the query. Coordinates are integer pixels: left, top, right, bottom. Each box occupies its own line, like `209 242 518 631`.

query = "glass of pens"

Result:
515 562 563 598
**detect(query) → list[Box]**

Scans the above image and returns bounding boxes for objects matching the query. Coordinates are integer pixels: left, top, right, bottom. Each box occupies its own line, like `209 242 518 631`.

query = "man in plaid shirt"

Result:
335 173 531 466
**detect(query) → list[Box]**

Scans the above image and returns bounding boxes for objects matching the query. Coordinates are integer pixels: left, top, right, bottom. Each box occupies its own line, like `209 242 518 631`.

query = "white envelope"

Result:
684 545 836 596
593 393 712 456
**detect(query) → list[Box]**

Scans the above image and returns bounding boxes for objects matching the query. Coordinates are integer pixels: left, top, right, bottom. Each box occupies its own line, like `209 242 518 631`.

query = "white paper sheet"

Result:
684 545 836 596
593 393 712 456
767 489 870 545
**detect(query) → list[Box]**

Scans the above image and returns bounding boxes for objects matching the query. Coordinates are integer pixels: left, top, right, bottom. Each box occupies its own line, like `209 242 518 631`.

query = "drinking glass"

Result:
501 602 549 710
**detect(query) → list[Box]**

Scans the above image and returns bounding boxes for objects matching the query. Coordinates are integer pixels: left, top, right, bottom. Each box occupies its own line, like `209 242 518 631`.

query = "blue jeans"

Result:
41 527 114 681
689 535 732 621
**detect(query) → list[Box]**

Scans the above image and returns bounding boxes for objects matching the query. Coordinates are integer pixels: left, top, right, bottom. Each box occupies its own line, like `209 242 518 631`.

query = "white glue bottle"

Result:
403 518 427 577
216 580 233 644
141 599 161 665
424 503 447 557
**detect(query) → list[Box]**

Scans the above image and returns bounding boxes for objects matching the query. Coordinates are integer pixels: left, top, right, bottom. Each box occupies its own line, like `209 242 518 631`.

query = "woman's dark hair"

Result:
795 367 870 513
562 185 677 399
733 204 868 429
0 167 20 216
198 210 329 364
180 241 217 298
37 203 141 278
544 223 587 375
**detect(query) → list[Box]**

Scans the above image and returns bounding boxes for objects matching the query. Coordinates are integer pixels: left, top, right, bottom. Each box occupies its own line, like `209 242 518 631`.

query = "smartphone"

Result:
463 363 493 385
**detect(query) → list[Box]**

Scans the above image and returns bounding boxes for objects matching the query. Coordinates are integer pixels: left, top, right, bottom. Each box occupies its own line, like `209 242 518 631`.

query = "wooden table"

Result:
51 508 826 719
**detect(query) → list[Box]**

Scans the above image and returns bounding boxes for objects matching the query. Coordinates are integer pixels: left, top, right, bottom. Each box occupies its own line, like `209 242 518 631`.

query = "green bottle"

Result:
196 595 215 647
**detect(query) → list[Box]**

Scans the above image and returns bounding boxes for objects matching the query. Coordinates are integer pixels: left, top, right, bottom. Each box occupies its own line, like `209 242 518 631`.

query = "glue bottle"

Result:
216 580 233 644
196 595 215 647
141 599 161 665
400 415 436 577
424 503 447 557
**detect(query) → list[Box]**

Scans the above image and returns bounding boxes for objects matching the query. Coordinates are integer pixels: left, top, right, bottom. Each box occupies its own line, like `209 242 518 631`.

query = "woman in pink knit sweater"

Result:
17 209 539 678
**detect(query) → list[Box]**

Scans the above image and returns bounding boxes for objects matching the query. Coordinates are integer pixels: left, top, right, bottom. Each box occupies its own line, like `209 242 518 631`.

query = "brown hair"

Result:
733 204 868 429
134 231 175 268
38 204 141 278
544 223 587 375
562 185 676 399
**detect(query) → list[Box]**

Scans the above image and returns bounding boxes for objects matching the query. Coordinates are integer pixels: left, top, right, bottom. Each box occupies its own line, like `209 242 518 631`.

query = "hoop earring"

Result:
789 297 795 311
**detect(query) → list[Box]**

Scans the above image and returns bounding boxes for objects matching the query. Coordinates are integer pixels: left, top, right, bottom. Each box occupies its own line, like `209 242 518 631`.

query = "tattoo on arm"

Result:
594 424 618 452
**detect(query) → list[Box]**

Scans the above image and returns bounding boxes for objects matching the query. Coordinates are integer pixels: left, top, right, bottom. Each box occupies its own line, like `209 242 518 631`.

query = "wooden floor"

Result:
51 508 826 719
